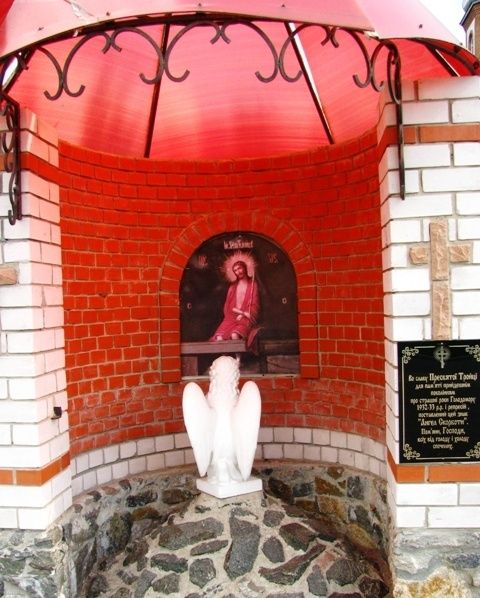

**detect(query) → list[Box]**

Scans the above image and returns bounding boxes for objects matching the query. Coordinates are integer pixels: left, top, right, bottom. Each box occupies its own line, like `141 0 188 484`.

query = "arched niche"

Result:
179 231 299 376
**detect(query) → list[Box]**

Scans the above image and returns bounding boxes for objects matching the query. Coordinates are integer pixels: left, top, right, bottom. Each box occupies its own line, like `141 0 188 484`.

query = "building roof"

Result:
461 0 480 25
0 0 478 159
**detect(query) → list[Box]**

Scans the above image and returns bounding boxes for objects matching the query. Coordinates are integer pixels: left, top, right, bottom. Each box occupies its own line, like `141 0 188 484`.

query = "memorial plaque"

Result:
398 340 480 463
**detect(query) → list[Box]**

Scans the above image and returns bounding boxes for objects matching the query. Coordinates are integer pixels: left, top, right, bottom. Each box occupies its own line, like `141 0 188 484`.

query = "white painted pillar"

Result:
0 109 71 530
378 76 480 590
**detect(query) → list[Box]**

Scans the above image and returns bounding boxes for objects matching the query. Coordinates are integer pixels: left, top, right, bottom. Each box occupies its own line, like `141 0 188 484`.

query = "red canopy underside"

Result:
1 0 477 159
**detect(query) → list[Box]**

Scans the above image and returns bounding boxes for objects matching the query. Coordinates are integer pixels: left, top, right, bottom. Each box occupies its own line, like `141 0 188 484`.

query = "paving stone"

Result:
267 477 294 503
157 517 223 550
279 522 317 551
162 488 194 504
85 573 109 597
150 552 188 573
130 507 164 523
224 515 261 579
240 580 266 596
126 489 158 508
263 509 285 528
358 574 390 597
326 557 365 586
132 570 156 598
306 517 338 542
307 565 328 596
259 542 326 585
189 558 216 588
0 550 28 575
292 481 314 498
262 536 285 563
190 539 229 556
122 540 149 567
117 569 138 585
151 572 180 594
295 498 317 513
284 504 309 518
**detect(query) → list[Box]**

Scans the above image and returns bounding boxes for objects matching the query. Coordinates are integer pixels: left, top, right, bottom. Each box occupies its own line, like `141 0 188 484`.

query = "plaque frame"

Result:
398 340 480 464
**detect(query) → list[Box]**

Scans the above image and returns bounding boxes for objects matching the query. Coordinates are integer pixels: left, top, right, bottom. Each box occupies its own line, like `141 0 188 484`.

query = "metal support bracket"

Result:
396 102 406 200
0 92 22 224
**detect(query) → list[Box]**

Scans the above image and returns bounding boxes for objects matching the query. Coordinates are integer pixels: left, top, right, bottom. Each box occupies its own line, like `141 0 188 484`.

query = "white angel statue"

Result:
182 355 262 498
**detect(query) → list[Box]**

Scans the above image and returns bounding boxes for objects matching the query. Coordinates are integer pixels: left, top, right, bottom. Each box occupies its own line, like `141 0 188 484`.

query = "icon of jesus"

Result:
211 255 260 349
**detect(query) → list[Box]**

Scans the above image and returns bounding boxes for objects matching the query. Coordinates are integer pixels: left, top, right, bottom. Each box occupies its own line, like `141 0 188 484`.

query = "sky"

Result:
419 0 466 43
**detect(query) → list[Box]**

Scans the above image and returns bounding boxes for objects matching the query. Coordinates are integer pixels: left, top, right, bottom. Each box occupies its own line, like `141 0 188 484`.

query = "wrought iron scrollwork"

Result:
165 21 280 83
33 20 283 99
279 23 405 196
0 92 21 224
278 24 402 100
17 19 404 106
0 17 410 222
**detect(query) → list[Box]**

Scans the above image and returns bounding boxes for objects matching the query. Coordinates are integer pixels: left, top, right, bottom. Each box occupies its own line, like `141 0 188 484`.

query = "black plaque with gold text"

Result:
398 340 480 463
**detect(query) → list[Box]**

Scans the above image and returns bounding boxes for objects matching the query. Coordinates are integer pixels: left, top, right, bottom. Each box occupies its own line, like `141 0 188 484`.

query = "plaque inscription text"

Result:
398 341 480 463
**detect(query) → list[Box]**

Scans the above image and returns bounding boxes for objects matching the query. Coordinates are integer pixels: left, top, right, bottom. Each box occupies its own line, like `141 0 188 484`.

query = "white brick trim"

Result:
70 428 387 497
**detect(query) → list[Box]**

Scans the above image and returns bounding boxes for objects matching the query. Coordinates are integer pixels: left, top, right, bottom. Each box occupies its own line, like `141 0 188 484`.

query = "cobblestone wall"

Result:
0 462 389 597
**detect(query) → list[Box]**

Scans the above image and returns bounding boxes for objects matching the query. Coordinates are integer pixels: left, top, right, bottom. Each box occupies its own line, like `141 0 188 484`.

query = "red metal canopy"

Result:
0 0 477 159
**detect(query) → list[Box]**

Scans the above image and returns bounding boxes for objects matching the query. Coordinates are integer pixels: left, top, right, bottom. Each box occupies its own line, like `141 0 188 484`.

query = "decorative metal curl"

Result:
0 92 22 224
34 20 282 98
0 17 409 223
278 23 402 104
27 19 405 103
277 22 405 196
110 27 166 85
165 20 280 83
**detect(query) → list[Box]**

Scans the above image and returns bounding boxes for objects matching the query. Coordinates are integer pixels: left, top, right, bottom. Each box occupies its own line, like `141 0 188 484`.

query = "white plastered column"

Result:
0 109 71 529
378 76 480 586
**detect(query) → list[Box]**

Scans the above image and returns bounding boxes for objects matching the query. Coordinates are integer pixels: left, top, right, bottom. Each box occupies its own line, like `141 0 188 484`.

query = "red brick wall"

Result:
60 130 385 457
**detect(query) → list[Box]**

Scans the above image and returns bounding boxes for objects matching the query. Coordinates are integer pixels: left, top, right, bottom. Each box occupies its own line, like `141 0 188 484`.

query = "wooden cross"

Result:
409 219 471 340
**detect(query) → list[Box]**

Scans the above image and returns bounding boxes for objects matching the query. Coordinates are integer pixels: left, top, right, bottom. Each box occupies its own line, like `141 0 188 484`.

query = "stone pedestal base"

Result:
196 476 263 498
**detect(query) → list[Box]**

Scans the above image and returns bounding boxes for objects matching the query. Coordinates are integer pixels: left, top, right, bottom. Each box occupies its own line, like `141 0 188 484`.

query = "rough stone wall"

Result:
393 528 480 597
0 463 389 597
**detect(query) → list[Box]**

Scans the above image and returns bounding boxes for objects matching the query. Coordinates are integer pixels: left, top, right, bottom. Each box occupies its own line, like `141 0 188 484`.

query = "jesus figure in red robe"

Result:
212 260 260 349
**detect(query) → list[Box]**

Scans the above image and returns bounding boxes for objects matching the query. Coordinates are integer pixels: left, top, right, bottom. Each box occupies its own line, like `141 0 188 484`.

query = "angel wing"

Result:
182 382 214 477
232 380 261 481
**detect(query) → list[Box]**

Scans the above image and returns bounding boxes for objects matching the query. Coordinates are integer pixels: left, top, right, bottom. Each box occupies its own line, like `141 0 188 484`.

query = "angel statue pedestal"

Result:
182 355 263 499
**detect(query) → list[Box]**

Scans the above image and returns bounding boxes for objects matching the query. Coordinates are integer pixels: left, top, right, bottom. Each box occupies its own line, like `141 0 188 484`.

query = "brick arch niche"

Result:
159 214 319 382
60 129 385 457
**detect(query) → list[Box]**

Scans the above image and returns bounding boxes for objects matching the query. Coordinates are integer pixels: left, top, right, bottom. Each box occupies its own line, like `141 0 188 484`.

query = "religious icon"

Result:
211 253 260 350
180 232 299 376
